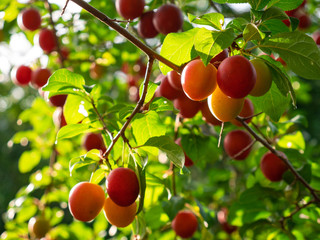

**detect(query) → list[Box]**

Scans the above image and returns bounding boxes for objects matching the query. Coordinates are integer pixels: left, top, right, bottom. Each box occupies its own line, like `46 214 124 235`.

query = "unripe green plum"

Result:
28 216 50 239
249 59 272 97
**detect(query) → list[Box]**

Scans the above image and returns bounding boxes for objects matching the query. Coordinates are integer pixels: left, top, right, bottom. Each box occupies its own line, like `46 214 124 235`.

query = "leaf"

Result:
162 196 186 220
64 94 92 124
188 13 224 30
259 31 320 80
194 28 235 65
119 106 135 120
259 19 290 35
277 131 305 151
143 136 185 168
136 165 146 215
139 81 158 104
131 111 166 146
42 69 86 97
149 97 174 112
69 150 101 176
226 18 249 33
261 7 289 22
212 0 247 3
250 83 290 122
57 123 92 141
19 150 41 173
258 55 296 106
90 168 106 185
243 23 265 43
248 0 270 10
267 0 304 11
159 28 199 75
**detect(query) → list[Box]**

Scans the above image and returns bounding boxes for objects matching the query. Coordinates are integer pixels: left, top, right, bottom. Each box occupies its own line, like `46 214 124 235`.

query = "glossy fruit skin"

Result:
18 8 41 31
200 101 221 126
249 59 272 97
28 216 50 238
167 71 182 91
175 138 194 167
53 108 67 128
39 28 57 53
159 74 182 100
312 32 320 45
217 208 237 234
181 59 217 101
208 85 244 122
31 68 51 89
115 0 145 20
260 152 288 182
217 55 257 99
172 210 198 238
231 98 254 127
103 197 136 228
210 49 228 68
173 93 202 119
107 168 140 207
49 94 67 107
13 65 32 86
68 182 105 222
137 11 158 38
153 4 184 35
83 132 106 152
223 130 253 160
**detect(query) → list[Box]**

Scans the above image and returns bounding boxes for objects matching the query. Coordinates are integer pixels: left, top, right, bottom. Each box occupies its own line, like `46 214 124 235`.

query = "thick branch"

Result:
236 116 320 202
69 0 181 73
103 57 154 158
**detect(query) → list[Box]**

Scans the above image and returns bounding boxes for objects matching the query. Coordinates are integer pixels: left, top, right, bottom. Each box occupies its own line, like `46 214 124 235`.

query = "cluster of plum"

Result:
115 0 183 38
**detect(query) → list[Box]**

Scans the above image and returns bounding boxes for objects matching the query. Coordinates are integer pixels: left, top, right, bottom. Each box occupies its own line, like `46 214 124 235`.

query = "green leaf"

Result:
90 168 106 185
259 19 290 35
261 7 288 22
194 28 235 65
226 18 249 32
243 23 265 43
42 69 86 97
267 0 303 11
259 31 320 80
19 150 41 173
119 106 135 120
250 83 290 122
143 136 185 168
64 94 92 124
139 81 158 104
159 28 199 75
258 55 296 106
69 150 101 176
149 97 174 112
162 196 186 220
277 131 305 151
212 0 247 3
136 165 146 215
57 123 93 141
188 13 224 30
131 111 166 146
248 0 269 10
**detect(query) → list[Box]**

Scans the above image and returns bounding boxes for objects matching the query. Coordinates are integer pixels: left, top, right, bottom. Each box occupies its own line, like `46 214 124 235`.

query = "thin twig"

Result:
61 0 70 15
69 0 182 73
237 116 320 202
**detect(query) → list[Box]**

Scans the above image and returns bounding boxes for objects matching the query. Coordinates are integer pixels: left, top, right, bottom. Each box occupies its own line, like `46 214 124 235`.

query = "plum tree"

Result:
173 93 202 119
172 210 198 238
82 132 106 152
68 182 105 222
175 138 194 167
153 4 184 35
223 130 253 160
106 167 140 207
217 55 257 99
18 8 41 31
200 101 222 126
115 0 145 20
158 74 182 100
137 11 158 39
167 70 182 91
181 59 217 101
103 197 137 228
12 65 32 86
28 216 50 239
249 59 272 97
230 98 254 127
260 152 288 182
31 68 51 89
208 85 245 122
210 49 228 68
38 28 57 53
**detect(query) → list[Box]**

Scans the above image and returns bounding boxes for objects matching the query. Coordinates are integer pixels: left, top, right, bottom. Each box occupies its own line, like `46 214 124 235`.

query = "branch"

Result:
44 0 65 67
103 57 154 158
69 0 182 73
236 116 320 202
